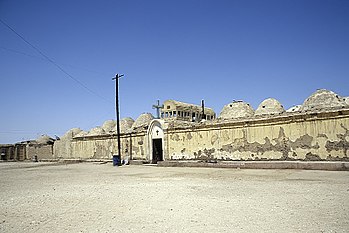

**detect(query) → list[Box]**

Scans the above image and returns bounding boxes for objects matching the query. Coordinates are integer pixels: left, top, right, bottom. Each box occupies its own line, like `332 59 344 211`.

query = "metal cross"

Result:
152 100 164 119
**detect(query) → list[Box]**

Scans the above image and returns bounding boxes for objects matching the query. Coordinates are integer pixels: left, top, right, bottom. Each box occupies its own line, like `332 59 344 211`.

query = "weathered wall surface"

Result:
166 110 349 161
27 144 54 160
71 137 115 159
60 133 148 160
0 144 26 161
54 140 72 158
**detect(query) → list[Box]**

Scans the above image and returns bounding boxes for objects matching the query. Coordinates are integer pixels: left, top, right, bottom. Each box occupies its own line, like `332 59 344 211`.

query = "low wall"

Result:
54 132 149 161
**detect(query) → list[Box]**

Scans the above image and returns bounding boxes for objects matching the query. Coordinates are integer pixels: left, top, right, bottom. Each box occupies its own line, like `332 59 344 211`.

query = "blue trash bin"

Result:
113 155 121 166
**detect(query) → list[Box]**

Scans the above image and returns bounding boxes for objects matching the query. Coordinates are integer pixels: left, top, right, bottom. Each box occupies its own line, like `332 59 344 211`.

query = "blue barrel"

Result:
112 155 121 166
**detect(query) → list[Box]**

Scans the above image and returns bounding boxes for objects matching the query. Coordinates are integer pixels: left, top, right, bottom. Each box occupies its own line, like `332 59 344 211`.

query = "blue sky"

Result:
1 0 348 143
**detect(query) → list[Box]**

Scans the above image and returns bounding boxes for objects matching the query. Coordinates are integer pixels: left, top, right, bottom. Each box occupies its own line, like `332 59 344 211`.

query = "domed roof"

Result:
120 117 135 133
132 113 154 129
219 101 254 119
301 89 346 111
102 120 116 133
255 98 285 116
74 131 88 138
61 128 82 140
87 127 105 136
286 105 302 113
344 97 349 106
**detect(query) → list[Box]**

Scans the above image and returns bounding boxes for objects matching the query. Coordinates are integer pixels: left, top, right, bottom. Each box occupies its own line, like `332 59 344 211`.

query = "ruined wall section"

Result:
128 132 148 160
68 132 148 160
70 136 116 159
166 110 349 161
54 140 72 159
54 128 82 159
27 144 54 160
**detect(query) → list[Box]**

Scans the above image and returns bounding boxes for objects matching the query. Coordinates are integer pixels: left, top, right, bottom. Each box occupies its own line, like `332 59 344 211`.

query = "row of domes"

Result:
60 113 155 139
60 89 348 139
219 98 286 119
218 89 349 119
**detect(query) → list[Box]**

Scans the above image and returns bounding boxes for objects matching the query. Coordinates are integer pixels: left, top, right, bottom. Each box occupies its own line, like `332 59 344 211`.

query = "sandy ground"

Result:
0 162 348 233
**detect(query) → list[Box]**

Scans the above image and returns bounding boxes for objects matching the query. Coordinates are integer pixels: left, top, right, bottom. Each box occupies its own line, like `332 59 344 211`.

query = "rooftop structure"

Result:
161 100 216 122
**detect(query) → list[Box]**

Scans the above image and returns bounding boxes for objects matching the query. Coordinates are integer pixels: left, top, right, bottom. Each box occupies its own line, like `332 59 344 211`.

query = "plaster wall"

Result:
166 112 349 161
54 139 72 158
61 133 149 160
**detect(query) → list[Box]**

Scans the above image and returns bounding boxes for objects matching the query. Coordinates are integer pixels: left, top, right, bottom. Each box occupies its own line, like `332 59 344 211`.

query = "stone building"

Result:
53 90 349 163
0 135 55 161
0 143 26 161
161 100 216 122
28 135 55 160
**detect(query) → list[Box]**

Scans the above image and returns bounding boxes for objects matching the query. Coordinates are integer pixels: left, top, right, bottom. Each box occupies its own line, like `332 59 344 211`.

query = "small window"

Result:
167 105 170 109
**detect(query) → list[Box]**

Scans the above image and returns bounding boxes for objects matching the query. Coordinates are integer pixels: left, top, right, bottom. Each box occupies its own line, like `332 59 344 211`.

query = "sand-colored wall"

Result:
27 144 54 160
166 111 349 161
55 133 149 160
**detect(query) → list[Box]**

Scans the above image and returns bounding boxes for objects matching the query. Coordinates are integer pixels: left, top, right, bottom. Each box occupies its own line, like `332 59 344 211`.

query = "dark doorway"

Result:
152 139 163 164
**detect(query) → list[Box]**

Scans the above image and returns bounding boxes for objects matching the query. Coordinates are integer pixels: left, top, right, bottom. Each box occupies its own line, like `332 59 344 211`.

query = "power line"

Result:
0 46 47 61
0 18 113 104
0 46 112 77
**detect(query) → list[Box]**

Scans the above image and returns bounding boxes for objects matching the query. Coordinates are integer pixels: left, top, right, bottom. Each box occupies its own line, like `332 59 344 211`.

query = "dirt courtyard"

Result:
0 162 348 232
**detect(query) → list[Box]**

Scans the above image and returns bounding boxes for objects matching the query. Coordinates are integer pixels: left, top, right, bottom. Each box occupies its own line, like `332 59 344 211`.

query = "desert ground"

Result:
0 162 348 232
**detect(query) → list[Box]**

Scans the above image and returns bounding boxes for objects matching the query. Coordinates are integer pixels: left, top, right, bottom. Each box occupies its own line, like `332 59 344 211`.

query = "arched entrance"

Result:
147 120 164 164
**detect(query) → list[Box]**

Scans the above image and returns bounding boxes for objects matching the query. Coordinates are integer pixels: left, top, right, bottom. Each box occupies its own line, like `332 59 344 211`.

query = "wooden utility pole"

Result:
112 74 124 163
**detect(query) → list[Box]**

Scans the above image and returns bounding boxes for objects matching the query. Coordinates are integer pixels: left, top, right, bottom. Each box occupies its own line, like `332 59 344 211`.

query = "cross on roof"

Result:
152 100 163 119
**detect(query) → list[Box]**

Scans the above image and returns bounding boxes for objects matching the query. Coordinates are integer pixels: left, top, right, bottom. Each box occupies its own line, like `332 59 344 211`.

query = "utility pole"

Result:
112 74 124 165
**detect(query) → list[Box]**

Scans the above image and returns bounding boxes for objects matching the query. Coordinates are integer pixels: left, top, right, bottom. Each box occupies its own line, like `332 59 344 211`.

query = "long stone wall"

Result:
53 109 349 162
166 110 349 161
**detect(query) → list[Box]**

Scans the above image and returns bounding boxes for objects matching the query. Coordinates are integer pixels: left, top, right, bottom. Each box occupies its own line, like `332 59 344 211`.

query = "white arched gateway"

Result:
147 119 165 164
